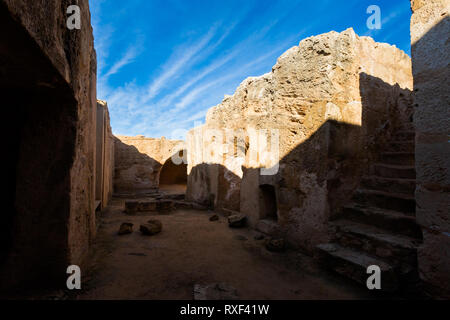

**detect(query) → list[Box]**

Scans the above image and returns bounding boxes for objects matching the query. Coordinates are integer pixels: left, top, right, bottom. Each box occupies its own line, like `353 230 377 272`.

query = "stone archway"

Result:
158 150 188 194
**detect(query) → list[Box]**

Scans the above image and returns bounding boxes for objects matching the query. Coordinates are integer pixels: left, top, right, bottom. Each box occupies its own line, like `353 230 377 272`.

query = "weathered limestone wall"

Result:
410 0 450 298
103 103 115 208
114 136 185 192
0 0 100 289
187 28 413 252
97 100 114 209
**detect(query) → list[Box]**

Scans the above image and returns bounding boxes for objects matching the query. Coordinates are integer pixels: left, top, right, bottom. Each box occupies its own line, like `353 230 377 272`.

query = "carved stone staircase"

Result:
316 125 423 294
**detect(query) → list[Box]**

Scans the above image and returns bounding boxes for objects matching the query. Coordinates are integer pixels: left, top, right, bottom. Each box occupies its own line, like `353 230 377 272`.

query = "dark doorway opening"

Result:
159 150 188 194
259 184 278 221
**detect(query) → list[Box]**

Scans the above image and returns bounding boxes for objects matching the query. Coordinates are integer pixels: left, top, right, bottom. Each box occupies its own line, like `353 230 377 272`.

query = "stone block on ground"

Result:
209 214 219 221
158 200 174 212
125 201 139 214
256 219 280 236
228 214 247 228
118 222 133 235
173 200 193 210
140 219 163 235
139 200 158 212
165 193 185 200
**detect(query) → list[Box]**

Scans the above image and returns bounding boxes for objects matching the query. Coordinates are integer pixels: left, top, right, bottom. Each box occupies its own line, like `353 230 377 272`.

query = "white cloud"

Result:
92 0 312 139
103 45 141 77
143 25 219 101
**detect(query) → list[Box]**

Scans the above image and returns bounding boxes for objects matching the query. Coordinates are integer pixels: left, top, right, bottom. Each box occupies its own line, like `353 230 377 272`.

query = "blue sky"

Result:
89 0 412 139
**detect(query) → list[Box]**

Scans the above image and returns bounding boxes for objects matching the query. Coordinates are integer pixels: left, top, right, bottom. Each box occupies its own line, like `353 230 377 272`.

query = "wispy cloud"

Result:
103 45 141 77
90 0 412 139
143 25 219 101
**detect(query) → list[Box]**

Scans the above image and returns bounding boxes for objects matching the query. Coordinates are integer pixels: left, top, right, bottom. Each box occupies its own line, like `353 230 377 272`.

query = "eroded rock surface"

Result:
187 28 413 253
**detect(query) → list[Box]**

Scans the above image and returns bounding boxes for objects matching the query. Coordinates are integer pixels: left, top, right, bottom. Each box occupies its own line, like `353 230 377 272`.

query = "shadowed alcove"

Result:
259 184 278 221
159 150 188 194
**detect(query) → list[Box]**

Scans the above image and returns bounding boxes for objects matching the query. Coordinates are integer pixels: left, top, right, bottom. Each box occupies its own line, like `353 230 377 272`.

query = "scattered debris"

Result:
209 214 219 221
118 222 133 235
193 283 238 300
124 199 210 213
227 214 247 228
265 238 286 252
140 219 162 235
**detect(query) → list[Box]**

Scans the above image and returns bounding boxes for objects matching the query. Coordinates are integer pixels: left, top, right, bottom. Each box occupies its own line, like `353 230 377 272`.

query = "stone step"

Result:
373 163 415 179
380 152 415 166
353 189 415 215
315 243 398 291
339 203 422 238
393 131 415 141
387 140 414 152
332 220 420 266
361 176 415 195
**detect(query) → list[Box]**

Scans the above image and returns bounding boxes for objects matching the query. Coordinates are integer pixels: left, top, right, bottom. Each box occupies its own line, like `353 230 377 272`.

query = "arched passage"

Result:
259 184 278 221
159 150 187 193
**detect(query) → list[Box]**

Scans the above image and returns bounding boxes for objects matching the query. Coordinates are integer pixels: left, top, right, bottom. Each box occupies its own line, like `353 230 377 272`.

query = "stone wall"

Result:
410 0 450 298
96 100 114 209
187 28 413 252
0 0 105 290
114 136 185 193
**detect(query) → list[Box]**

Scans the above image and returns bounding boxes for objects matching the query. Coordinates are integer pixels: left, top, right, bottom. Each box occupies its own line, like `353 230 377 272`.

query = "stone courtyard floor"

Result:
76 197 373 300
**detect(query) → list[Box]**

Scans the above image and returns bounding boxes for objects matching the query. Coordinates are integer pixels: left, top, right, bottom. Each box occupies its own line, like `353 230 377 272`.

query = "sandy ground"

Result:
76 197 372 300
159 184 187 194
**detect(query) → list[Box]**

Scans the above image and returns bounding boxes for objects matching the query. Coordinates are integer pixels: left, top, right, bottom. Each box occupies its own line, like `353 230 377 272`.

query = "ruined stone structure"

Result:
1 0 448 300
410 0 450 298
1 0 113 291
187 28 414 254
114 136 186 193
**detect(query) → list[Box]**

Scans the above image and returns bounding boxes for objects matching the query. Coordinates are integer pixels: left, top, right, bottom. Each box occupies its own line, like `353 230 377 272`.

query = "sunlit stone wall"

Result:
187 28 413 252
